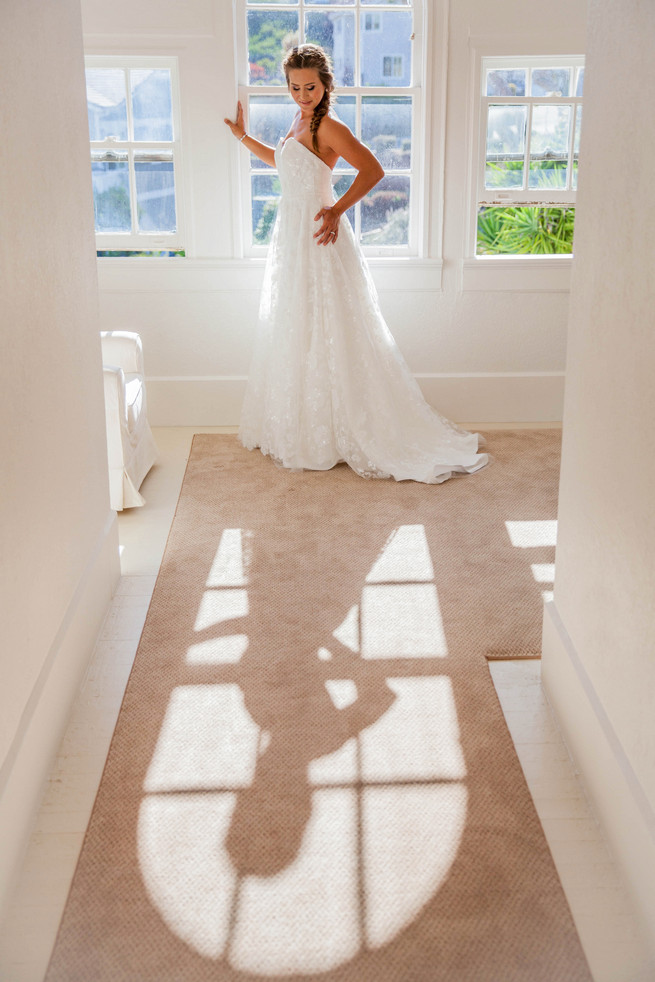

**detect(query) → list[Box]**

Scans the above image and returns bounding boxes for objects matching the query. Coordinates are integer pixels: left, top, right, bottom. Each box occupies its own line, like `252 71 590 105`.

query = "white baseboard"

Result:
146 373 565 427
0 514 120 921
542 601 655 963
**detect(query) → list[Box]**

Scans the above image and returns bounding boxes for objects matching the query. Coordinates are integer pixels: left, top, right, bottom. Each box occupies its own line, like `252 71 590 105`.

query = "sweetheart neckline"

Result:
279 136 334 174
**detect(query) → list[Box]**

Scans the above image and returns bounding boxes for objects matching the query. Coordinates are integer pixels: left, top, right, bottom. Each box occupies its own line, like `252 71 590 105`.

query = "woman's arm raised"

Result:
224 101 276 168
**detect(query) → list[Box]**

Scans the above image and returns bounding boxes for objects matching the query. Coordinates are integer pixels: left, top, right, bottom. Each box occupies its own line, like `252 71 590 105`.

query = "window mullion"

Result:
409 86 418 252
124 68 134 141
566 100 577 192
172 141 182 236
575 101 583 190
523 101 533 194
480 98 489 205
123 69 138 236
355 92 362 242
355 1 361 88
355 86 419 97
128 148 138 236
410 7 415 87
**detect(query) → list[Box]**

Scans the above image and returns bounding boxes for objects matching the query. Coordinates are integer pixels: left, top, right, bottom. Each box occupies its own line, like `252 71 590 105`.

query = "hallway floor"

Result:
0 427 652 982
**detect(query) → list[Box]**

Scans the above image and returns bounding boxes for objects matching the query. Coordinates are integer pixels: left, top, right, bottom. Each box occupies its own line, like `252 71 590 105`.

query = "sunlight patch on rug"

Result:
366 524 435 583
143 685 259 792
138 521 467 974
206 528 251 587
361 583 447 658
505 519 558 548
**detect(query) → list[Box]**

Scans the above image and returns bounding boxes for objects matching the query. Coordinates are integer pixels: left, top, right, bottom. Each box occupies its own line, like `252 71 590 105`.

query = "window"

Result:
364 13 380 32
382 56 404 79
237 0 421 256
85 56 184 256
475 56 584 255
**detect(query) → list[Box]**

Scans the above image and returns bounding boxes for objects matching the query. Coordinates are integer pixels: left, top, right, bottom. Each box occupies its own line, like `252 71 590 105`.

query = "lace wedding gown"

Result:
239 136 489 483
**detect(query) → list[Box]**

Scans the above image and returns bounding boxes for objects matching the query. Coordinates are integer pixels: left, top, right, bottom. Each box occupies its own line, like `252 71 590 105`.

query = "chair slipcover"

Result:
101 331 158 510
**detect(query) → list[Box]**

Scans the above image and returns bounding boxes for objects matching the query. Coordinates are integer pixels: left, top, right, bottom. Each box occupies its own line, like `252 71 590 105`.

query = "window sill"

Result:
96 255 571 294
96 257 444 293
461 256 573 292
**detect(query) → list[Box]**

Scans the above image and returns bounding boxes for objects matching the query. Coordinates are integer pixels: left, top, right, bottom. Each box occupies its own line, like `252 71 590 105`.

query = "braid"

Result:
309 92 331 152
282 43 335 152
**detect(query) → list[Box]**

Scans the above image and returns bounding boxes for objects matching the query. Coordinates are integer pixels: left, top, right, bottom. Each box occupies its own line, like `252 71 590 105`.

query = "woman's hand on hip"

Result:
314 207 340 246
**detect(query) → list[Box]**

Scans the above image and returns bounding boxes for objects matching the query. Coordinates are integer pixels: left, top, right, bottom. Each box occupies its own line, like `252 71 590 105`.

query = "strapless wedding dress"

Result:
239 137 488 483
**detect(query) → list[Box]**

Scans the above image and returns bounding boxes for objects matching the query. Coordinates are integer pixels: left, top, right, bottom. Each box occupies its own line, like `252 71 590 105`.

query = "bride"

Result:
224 43 488 484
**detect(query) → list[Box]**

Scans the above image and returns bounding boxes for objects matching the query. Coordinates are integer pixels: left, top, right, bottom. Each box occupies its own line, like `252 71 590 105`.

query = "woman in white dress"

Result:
225 44 488 483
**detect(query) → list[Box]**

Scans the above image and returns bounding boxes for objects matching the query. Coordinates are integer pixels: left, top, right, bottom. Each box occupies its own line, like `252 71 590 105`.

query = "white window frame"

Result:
467 53 584 260
85 55 184 253
234 0 425 259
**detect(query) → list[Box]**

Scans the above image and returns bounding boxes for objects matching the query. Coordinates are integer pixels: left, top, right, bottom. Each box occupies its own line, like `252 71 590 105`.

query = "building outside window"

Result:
238 0 420 256
383 56 404 79
475 55 584 255
85 56 184 256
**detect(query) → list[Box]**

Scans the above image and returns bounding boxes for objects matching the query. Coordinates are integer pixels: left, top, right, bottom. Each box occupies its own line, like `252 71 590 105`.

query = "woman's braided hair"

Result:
282 44 335 152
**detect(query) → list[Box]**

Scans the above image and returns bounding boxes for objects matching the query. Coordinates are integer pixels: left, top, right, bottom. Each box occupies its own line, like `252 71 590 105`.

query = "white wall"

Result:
0 0 119 917
84 0 588 425
542 0 655 962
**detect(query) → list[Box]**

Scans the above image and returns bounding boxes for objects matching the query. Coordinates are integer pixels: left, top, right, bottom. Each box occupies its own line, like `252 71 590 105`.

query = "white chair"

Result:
101 331 158 510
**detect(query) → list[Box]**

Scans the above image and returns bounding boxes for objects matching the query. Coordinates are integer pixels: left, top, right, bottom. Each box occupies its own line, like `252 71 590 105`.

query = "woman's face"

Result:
288 68 325 116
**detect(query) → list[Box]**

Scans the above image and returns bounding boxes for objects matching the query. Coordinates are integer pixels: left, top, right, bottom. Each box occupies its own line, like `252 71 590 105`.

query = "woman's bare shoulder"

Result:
321 114 351 139
319 114 359 153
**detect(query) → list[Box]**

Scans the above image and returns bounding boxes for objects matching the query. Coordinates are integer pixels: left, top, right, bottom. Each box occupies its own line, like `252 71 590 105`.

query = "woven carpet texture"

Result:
45 430 592 981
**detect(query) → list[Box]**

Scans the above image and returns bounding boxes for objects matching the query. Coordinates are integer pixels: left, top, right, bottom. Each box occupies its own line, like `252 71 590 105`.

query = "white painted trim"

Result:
94 251 573 296
424 0 448 259
542 601 655 960
96 257 444 292
0 514 120 920
461 256 572 291
145 372 565 426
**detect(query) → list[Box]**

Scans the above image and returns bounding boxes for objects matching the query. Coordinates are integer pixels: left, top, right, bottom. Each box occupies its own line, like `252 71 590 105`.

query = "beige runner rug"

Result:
46 430 592 981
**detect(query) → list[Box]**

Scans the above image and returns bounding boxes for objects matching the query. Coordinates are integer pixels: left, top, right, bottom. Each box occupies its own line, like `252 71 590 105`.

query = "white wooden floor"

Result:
1 427 652 982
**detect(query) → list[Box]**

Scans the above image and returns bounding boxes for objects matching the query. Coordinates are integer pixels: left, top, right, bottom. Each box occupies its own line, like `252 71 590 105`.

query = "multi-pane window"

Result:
85 57 183 256
238 0 420 255
476 56 584 255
